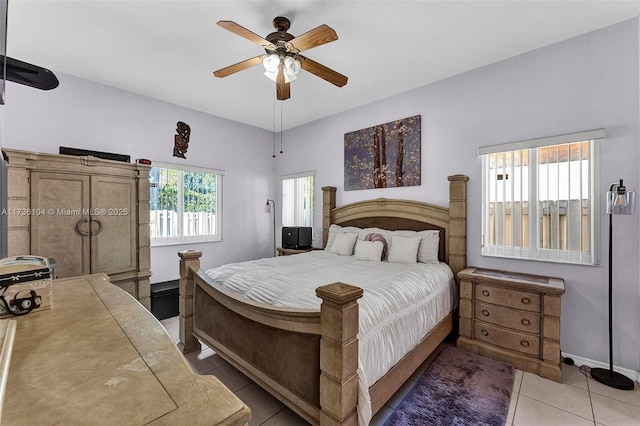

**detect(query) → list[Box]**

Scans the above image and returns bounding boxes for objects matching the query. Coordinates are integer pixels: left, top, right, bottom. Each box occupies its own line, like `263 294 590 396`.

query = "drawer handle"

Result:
521 318 531 326
480 329 489 337
481 309 490 317
520 340 530 347
521 297 531 305
482 289 490 297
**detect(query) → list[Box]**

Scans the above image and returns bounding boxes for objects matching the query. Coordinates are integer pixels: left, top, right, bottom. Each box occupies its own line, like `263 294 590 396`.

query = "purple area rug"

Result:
384 346 514 426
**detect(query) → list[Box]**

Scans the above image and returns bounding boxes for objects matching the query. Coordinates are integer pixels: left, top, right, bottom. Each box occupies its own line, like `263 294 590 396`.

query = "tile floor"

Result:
160 316 640 425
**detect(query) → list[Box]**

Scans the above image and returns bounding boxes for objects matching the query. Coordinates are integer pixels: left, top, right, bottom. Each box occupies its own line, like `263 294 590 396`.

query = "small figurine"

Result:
173 121 191 159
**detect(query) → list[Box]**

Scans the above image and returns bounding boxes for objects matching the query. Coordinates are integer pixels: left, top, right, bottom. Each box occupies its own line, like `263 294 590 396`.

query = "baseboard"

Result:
561 351 640 383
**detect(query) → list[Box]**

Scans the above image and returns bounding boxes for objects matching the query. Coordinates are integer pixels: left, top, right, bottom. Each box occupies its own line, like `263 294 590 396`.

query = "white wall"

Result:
1 73 277 282
278 19 640 372
1 16 638 375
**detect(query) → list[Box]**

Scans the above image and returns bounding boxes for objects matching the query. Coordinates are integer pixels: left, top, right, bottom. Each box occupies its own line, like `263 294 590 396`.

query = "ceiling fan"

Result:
213 17 348 101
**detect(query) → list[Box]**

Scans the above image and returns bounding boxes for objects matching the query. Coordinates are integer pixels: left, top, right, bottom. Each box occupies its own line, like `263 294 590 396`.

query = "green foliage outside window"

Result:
183 171 217 213
152 168 217 213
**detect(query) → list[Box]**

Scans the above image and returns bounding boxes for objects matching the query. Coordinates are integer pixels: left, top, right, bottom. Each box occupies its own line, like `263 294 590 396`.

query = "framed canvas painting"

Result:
344 115 421 190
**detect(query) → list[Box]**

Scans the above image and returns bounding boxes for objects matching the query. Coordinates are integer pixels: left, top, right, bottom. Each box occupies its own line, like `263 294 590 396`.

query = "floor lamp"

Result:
265 199 276 257
590 179 636 390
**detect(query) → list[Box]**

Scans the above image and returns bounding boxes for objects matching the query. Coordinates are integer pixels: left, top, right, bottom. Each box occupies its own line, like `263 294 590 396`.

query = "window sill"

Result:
481 250 598 266
151 236 222 247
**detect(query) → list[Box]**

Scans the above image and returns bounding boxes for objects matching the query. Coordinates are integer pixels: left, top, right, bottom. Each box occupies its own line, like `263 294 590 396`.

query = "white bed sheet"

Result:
205 250 456 425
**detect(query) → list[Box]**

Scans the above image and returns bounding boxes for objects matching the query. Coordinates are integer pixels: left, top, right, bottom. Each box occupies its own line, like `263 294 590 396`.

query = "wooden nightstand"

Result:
457 267 565 382
277 247 315 256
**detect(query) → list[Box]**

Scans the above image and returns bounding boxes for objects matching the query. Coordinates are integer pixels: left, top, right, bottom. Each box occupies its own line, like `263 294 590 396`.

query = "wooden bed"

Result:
177 175 468 426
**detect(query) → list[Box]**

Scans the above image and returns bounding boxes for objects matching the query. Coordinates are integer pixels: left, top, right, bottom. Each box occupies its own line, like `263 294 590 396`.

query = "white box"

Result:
0 256 53 317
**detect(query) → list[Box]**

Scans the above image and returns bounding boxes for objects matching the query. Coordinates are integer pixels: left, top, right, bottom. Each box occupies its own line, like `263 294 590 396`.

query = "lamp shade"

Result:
606 180 636 214
283 56 301 83
262 54 280 73
262 54 280 82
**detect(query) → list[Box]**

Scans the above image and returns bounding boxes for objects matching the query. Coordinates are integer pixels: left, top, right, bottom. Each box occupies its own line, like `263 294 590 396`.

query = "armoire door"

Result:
30 172 91 278
90 175 137 275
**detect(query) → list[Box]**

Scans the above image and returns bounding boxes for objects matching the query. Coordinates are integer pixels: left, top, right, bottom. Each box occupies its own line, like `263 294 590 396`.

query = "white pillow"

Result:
325 224 361 251
354 240 384 262
373 228 417 259
417 230 440 264
387 235 421 263
329 232 358 256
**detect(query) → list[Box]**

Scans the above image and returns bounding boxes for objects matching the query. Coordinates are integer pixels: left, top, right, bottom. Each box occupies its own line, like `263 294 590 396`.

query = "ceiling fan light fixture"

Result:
214 17 347 100
263 69 278 82
283 56 301 83
262 54 280 73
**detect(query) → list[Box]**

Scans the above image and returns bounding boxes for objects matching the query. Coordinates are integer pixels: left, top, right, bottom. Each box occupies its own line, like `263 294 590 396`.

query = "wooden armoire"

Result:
2 149 152 309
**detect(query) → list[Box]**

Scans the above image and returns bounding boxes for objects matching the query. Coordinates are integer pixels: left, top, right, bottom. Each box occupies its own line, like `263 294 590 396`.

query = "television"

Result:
282 227 312 249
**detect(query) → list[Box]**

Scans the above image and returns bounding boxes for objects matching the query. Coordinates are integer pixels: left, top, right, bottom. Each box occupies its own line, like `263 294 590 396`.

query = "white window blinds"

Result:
281 172 315 228
480 130 602 265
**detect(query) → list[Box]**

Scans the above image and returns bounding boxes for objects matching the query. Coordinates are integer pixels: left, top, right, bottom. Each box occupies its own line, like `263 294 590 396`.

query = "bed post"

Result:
322 186 337 248
178 250 203 354
447 175 469 277
316 283 363 426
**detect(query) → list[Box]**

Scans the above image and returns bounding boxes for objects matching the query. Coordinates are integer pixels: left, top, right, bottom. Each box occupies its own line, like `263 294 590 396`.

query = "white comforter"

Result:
205 250 456 425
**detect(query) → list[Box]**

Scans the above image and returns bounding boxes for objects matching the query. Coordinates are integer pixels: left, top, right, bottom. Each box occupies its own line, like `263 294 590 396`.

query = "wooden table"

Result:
2 273 250 425
276 247 316 256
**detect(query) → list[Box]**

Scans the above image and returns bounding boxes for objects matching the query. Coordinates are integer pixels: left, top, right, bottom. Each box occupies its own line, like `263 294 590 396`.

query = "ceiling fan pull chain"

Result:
272 98 276 158
280 102 284 154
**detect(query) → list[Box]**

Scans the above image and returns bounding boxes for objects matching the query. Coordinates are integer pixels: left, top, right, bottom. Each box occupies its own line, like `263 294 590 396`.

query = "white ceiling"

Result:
6 1 640 131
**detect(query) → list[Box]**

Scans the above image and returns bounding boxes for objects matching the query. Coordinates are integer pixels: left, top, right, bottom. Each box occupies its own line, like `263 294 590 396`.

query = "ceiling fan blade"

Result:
213 55 264 78
299 56 348 87
217 20 276 50
276 68 290 100
287 24 338 53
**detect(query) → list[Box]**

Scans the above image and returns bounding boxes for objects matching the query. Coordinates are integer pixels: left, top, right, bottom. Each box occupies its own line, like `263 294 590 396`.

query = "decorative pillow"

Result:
355 240 384 262
387 235 421 263
417 230 440 264
325 224 361 251
357 227 378 241
329 232 359 256
364 233 388 259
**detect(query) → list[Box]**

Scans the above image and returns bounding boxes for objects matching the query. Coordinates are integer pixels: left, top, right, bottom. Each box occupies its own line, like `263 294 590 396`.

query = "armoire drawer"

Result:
474 301 541 333
474 321 540 357
475 283 540 312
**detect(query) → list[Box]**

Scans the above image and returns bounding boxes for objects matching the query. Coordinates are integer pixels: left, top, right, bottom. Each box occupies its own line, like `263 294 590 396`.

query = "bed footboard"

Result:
178 250 363 426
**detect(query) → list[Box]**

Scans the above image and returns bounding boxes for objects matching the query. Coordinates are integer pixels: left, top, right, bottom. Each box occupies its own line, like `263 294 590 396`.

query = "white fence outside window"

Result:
150 210 217 238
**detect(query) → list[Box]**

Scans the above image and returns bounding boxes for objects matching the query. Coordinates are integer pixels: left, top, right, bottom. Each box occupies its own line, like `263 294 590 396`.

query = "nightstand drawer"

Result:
475 321 540 357
475 284 540 312
475 301 541 333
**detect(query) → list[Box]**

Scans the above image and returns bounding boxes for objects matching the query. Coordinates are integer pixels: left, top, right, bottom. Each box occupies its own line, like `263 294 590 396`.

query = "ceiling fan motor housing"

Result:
266 17 296 55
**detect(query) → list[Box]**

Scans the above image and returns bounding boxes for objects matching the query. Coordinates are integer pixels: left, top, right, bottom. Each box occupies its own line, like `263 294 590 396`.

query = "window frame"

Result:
479 129 602 265
149 162 224 247
281 171 315 231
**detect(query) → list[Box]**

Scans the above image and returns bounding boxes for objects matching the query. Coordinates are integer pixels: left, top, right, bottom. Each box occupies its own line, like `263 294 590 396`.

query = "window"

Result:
281 172 315 228
149 162 223 246
480 129 602 265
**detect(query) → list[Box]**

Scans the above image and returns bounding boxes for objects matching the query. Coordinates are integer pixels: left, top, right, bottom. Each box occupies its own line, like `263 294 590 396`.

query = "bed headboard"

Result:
321 174 469 277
